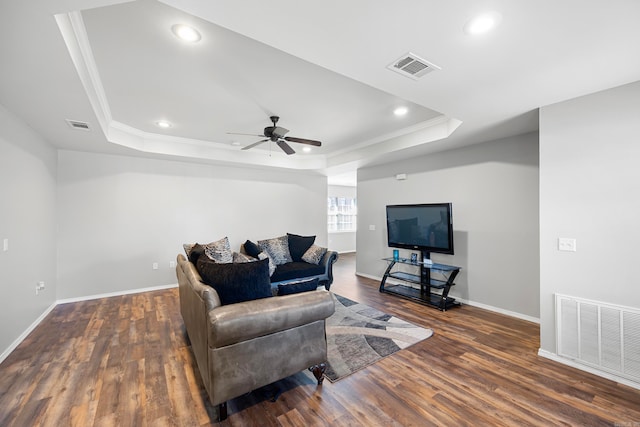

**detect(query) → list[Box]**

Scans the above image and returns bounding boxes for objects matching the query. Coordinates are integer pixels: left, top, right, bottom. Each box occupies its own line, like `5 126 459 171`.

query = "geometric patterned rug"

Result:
325 294 433 382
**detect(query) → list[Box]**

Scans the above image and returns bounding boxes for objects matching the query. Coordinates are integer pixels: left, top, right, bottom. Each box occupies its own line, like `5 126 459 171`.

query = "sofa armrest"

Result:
319 250 339 289
207 290 335 348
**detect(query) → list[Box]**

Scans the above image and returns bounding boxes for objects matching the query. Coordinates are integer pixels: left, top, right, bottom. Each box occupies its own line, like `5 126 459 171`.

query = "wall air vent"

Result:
387 52 440 80
65 119 91 131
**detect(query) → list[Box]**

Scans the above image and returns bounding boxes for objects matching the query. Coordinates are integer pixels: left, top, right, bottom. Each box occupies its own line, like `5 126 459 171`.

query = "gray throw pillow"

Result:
302 244 327 265
184 237 233 264
258 235 292 265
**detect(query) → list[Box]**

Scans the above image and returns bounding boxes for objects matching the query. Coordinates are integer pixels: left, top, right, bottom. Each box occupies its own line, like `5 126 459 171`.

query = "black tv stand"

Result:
379 251 461 311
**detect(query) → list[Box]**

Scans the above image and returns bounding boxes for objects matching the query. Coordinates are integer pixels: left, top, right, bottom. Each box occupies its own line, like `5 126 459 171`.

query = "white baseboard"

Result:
56 283 178 304
538 349 640 391
0 301 57 365
1 283 179 364
356 272 540 323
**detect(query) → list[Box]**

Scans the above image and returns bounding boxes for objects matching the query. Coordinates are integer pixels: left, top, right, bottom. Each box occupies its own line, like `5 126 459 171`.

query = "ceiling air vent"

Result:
65 119 91 131
387 52 440 80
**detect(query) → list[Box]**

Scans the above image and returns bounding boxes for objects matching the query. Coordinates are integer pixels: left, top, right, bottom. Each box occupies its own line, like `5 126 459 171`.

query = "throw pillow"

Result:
203 236 233 263
258 252 276 276
277 278 320 296
258 235 293 265
302 244 327 265
243 239 262 258
183 243 195 257
287 233 316 262
233 251 255 263
187 243 205 264
196 257 271 305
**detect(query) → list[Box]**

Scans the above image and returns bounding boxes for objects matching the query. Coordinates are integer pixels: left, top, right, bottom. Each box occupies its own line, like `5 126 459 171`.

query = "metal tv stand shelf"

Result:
379 256 461 311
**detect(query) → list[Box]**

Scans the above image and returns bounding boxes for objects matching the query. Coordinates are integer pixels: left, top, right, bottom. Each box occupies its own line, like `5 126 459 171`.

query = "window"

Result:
328 197 357 232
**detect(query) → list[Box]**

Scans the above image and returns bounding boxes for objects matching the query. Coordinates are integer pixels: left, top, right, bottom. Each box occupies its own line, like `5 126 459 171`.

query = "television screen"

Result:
386 203 454 255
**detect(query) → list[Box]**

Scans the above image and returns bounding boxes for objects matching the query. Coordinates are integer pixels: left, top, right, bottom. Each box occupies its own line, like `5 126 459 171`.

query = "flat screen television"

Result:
386 203 454 256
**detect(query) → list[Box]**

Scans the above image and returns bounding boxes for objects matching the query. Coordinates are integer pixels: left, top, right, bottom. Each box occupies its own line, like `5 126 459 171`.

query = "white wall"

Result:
539 80 640 352
0 104 57 356
357 133 540 319
57 150 328 300
328 184 357 253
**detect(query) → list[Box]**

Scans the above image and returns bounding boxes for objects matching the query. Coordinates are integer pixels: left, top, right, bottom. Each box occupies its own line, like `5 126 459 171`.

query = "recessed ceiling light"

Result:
394 107 409 116
464 12 502 35
302 147 312 153
231 141 241 146
171 24 201 42
155 120 172 128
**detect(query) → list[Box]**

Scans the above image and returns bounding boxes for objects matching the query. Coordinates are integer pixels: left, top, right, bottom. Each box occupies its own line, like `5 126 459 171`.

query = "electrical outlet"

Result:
152 262 159 270
169 261 176 268
3 238 8 251
558 237 577 252
36 281 45 295
369 225 376 231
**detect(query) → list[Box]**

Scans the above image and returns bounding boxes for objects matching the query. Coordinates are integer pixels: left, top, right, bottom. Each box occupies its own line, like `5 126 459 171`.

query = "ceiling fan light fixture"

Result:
302 147 312 153
155 120 172 128
171 24 201 42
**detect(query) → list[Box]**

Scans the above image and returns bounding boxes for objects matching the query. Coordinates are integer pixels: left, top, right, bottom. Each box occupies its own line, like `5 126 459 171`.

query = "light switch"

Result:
369 225 376 231
3 239 7 251
558 238 577 252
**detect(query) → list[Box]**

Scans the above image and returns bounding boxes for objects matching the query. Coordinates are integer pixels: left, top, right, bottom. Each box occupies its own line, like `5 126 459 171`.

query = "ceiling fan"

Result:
228 116 321 155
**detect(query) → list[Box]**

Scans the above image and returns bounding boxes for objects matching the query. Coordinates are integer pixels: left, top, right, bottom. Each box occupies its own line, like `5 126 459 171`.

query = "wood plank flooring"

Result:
1 252 639 426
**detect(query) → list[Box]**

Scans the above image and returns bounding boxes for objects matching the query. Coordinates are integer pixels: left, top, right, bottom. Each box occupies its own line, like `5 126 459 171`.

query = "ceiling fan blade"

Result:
277 140 296 155
284 136 322 147
241 139 268 150
227 132 265 137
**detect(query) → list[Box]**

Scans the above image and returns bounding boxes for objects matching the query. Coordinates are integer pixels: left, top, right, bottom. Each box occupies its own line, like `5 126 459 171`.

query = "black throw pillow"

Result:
196 257 272 305
287 233 316 262
243 239 262 258
188 243 205 264
277 277 320 296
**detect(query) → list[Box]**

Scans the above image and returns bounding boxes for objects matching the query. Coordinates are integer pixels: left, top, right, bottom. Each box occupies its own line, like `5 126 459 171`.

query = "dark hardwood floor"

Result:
1 252 639 426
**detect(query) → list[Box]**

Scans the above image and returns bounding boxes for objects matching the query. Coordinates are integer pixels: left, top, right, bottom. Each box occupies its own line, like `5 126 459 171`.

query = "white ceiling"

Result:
2 0 640 181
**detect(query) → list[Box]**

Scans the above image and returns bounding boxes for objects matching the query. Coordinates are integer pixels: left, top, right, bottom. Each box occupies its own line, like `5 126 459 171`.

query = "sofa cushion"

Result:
287 233 316 262
302 244 327 265
196 257 272 305
270 261 325 283
277 277 320 296
258 235 293 265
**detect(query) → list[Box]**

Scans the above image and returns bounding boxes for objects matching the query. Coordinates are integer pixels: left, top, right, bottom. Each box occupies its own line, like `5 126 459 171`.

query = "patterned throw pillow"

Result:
258 252 276 276
203 236 233 263
258 236 293 265
233 251 255 263
302 244 327 265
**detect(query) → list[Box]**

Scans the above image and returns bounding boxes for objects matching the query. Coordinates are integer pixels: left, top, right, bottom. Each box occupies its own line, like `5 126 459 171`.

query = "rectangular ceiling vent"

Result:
387 52 440 80
65 119 91 131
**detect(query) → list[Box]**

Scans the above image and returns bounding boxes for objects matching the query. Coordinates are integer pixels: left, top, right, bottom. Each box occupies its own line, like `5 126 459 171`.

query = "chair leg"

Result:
309 363 326 385
217 402 227 421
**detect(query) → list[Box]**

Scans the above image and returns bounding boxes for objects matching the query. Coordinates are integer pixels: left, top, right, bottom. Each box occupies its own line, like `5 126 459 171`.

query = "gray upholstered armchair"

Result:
176 254 335 421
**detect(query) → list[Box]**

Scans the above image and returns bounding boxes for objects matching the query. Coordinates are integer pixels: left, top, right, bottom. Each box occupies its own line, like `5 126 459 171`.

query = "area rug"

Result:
324 294 433 382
